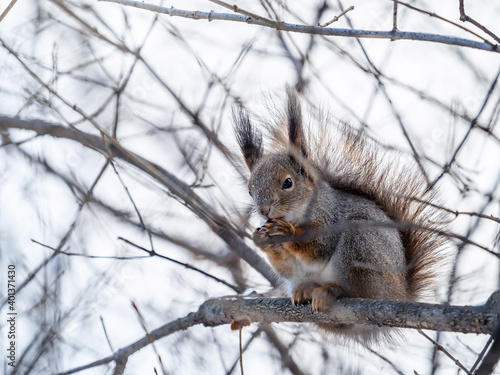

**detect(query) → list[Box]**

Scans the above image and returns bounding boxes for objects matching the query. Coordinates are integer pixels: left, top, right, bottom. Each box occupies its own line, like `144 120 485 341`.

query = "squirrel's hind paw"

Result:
311 282 346 312
291 282 320 305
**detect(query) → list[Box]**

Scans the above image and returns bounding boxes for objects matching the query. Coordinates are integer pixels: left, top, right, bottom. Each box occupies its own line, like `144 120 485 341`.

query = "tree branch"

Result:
459 0 500 44
318 6 354 28
56 292 500 375
0 0 18 22
198 294 500 334
398 0 493 44
97 0 500 53
475 324 500 375
261 324 306 375
0 115 280 288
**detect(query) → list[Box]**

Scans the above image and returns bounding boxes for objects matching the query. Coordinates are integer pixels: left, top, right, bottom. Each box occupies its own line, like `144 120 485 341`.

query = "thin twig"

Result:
239 329 244 375
392 0 398 31
261 325 306 375
446 172 500 306
0 0 18 22
31 239 149 260
363 345 405 375
470 336 494 373
395 193 500 224
100 316 115 353
336 0 430 184
130 301 170 375
318 6 354 28
118 237 241 292
397 0 495 45
226 328 260 375
428 65 500 190
459 0 500 43
474 324 500 375
418 329 472 375
208 0 275 25
107 156 155 251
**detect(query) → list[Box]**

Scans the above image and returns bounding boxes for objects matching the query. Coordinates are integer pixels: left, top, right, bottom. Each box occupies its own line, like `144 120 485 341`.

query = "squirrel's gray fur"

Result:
233 91 447 343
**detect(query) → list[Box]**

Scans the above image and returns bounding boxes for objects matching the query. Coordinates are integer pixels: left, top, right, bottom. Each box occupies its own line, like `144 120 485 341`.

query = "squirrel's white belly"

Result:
284 257 340 293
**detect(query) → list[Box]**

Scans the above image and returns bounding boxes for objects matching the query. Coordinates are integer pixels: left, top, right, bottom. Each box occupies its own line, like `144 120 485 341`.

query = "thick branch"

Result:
198 294 500 335
57 293 500 375
98 0 500 53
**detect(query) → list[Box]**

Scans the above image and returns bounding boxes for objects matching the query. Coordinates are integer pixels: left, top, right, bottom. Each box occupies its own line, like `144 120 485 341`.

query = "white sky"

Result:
1 0 500 374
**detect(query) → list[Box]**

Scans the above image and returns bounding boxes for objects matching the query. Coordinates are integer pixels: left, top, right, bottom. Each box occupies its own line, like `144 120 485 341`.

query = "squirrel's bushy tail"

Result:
321 124 447 299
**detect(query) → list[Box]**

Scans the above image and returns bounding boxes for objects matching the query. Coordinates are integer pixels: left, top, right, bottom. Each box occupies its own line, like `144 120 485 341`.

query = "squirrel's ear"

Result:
287 90 309 161
233 109 263 171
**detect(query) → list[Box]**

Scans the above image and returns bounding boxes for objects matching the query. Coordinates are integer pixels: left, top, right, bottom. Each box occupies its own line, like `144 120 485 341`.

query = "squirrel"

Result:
233 91 446 341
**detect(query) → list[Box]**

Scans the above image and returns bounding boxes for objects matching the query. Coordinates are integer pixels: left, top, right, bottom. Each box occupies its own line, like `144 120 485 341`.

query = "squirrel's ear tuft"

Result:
233 108 263 171
287 90 309 162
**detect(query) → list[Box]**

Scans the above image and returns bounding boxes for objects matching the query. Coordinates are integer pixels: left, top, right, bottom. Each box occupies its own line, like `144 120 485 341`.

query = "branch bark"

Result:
198 294 500 334
56 292 500 375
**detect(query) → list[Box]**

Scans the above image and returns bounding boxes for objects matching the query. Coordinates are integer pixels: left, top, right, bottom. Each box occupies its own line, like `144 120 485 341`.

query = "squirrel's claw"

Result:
292 282 346 311
252 219 295 251
311 283 346 312
263 219 295 236
291 282 320 305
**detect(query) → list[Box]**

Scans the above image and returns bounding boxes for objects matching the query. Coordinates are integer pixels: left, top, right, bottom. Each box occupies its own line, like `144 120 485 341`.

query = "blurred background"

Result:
1 0 499 374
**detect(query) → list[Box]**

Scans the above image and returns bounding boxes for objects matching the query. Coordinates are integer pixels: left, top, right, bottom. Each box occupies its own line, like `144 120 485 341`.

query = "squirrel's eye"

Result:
249 190 253 197
282 178 293 189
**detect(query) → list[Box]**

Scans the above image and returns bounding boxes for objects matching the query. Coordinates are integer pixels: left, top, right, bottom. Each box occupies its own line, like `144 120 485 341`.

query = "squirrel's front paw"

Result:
252 219 295 251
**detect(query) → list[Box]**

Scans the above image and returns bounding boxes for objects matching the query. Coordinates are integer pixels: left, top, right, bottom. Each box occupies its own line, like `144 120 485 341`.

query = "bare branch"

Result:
0 115 280 287
398 0 494 44
474 325 500 375
196 295 500 334
459 0 500 44
0 0 18 22
56 310 204 375
56 293 500 375
130 301 170 375
261 325 306 375
97 0 500 53
226 328 261 375
418 329 472 375
318 6 354 28
428 65 500 190
118 237 242 292
335 0 431 183
392 0 398 31
470 337 494 373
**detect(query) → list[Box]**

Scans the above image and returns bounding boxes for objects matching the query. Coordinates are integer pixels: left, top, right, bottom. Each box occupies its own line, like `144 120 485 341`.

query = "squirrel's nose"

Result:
259 205 271 217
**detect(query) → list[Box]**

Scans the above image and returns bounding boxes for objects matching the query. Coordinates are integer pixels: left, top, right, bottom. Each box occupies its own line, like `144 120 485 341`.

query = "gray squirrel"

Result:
233 92 446 339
